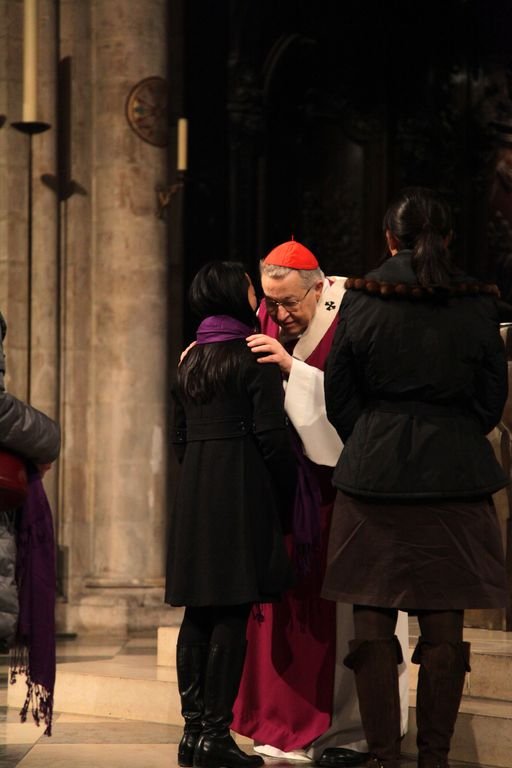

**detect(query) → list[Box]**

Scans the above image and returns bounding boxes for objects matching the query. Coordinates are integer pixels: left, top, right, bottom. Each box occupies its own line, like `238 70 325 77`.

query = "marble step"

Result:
156 626 512 766
402 694 512 768
8 635 181 726
406 651 512 704
7 626 512 767
157 625 179 667
402 629 512 768
7 627 254 745
159 625 512 703
406 635 512 703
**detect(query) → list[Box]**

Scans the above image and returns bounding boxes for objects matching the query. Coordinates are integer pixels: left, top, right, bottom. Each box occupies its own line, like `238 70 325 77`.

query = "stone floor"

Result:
0 635 492 768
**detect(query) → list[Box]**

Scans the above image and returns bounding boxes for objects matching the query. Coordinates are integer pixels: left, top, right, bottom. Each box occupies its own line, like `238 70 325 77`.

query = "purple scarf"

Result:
196 315 254 344
289 427 322 574
10 467 56 736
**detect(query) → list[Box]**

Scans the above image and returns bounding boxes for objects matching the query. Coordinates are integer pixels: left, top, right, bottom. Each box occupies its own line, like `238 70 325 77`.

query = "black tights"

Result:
178 604 252 647
353 605 464 644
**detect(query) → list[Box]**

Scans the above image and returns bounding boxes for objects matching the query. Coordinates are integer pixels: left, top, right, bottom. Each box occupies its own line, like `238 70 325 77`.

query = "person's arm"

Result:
0 392 60 464
324 297 364 442
0 321 60 465
170 387 187 464
247 332 342 465
284 360 342 466
473 314 508 435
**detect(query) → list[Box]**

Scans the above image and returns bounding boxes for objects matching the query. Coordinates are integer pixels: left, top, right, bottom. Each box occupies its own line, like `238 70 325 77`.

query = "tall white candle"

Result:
22 0 38 122
177 118 188 172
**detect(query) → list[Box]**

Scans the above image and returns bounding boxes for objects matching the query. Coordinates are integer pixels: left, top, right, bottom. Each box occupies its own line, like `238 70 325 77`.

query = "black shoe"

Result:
316 748 370 767
193 733 264 768
178 728 201 767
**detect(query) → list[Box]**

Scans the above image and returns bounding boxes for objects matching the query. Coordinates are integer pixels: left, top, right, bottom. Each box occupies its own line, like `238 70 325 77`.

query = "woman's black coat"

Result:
324 251 508 500
165 341 297 607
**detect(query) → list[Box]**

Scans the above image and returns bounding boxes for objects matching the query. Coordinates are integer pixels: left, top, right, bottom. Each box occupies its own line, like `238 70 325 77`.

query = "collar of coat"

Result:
345 250 500 300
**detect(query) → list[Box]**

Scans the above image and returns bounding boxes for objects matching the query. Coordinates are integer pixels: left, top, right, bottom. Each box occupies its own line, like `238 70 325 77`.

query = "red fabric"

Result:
232 297 340 750
263 240 319 270
0 452 28 511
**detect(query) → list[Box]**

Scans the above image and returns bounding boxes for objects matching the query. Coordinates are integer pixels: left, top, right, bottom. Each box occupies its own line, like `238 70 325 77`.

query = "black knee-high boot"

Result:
412 638 471 768
177 642 210 767
193 642 263 768
344 636 403 768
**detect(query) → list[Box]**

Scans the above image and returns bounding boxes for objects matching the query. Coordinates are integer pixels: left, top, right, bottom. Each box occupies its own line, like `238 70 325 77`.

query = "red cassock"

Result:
232 296 341 751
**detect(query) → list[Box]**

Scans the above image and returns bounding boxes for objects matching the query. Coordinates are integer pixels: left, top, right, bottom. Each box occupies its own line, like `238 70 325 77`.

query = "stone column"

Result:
31 0 59 514
58 0 95 605
87 0 168 588
0 0 173 634
0 0 20 327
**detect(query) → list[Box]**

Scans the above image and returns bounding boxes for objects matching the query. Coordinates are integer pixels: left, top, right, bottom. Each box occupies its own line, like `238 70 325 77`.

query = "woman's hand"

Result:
246 334 293 375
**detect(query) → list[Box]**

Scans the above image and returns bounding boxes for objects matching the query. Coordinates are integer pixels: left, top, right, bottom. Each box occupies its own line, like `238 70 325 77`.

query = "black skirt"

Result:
322 491 508 610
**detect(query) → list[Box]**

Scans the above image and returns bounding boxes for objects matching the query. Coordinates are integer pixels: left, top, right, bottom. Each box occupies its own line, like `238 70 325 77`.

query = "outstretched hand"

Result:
246 334 293 375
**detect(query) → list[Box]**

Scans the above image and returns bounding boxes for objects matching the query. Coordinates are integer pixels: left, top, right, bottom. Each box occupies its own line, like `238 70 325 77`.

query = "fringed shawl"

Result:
10 467 56 736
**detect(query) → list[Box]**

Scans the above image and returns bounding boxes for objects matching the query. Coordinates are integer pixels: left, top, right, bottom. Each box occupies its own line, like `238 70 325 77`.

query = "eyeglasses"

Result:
264 286 313 314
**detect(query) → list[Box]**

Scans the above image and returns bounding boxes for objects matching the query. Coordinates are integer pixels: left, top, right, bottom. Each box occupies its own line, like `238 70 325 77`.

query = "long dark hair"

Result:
383 187 453 287
178 261 258 403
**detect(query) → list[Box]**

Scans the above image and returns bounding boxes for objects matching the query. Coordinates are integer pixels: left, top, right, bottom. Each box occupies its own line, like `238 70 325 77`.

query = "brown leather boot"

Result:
344 636 404 768
412 638 471 768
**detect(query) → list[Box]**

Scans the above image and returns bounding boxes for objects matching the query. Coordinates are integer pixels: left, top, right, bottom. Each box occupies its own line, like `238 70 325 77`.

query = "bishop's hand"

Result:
246 334 293 375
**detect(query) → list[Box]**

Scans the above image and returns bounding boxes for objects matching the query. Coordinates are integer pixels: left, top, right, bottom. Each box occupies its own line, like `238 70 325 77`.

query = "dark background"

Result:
176 0 512 338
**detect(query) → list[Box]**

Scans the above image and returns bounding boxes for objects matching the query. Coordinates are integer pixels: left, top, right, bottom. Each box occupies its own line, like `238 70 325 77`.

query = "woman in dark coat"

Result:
323 187 508 768
165 261 297 768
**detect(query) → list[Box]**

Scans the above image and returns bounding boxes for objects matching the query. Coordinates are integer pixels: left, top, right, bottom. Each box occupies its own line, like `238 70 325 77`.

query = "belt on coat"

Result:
172 417 254 443
365 399 469 418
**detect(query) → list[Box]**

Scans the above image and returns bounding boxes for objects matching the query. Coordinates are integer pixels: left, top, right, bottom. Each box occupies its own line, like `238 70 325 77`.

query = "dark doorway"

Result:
180 0 512 338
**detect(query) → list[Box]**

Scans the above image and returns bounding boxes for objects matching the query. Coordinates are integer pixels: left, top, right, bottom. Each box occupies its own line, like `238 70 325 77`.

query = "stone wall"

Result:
0 0 177 634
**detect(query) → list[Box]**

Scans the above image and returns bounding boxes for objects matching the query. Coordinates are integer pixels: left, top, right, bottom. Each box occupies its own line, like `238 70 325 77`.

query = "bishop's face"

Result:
261 271 323 337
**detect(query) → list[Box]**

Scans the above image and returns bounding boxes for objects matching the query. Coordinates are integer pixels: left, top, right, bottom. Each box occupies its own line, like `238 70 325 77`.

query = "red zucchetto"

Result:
263 240 319 270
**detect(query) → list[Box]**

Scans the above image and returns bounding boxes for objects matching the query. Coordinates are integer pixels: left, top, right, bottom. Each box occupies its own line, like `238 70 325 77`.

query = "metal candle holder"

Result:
11 120 51 402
